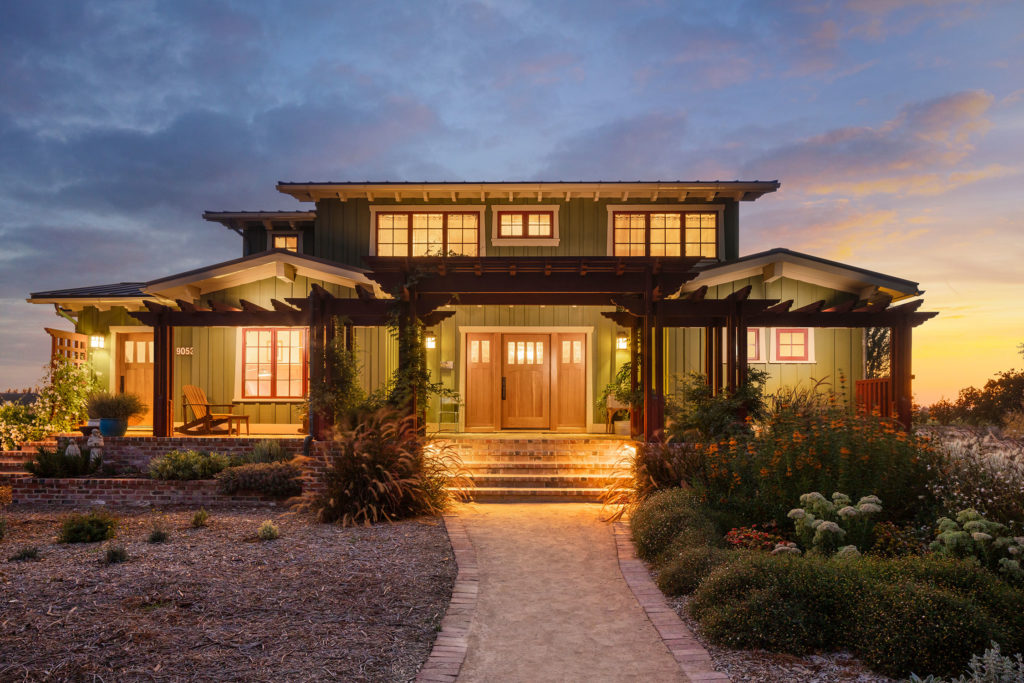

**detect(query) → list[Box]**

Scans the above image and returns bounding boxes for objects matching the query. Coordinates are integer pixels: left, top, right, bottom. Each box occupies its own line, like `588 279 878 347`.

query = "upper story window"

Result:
607 206 721 258
270 232 301 252
373 210 482 256
490 205 560 247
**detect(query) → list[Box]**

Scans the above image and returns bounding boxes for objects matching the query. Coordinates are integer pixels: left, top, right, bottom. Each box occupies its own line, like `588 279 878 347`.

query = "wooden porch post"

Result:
712 326 723 396
891 321 913 430
641 270 654 441
308 289 326 440
737 310 749 388
152 314 173 438
703 325 714 390
654 303 665 440
630 322 640 438
726 306 738 393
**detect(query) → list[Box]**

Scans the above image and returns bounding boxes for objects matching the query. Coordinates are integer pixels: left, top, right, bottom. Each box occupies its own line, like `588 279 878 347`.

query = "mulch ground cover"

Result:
0 506 455 682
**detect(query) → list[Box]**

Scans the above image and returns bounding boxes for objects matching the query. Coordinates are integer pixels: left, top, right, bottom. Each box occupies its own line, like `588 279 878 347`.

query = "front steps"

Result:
440 434 634 501
0 436 59 484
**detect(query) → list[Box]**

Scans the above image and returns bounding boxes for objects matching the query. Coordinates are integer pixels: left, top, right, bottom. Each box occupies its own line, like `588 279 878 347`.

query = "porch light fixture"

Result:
616 334 628 350
90 336 104 349
425 335 437 349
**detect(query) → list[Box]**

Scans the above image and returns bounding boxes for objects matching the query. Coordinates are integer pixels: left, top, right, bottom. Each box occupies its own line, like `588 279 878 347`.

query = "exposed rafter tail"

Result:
239 299 268 313
271 299 299 312
726 284 752 302
766 299 793 313
687 285 708 302
793 300 826 313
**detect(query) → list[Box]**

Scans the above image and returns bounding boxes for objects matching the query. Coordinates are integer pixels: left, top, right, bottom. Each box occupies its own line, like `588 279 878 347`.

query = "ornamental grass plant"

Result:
149 450 231 480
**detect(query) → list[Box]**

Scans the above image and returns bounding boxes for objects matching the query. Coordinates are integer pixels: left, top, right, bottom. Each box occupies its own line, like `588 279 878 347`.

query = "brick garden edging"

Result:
415 514 478 683
10 477 279 507
613 521 730 682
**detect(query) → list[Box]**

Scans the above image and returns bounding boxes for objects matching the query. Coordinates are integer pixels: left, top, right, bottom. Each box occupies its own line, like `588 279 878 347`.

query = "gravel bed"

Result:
663 585 895 682
0 506 456 682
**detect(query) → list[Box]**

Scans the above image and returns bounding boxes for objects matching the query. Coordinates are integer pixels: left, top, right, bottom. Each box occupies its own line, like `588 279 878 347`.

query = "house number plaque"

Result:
175 347 194 356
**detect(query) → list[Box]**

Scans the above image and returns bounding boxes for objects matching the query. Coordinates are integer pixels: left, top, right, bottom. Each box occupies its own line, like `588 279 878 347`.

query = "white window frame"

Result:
768 327 816 364
489 204 561 247
605 204 724 259
269 230 302 253
368 205 486 256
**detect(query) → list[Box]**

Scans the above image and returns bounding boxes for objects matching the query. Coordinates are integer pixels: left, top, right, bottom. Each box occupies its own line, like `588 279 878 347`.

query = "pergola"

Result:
131 256 935 439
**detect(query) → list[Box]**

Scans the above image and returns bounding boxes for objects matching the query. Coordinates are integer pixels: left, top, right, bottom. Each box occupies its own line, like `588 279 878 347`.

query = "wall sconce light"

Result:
616 334 629 350
90 336 104 349
425 335 437 349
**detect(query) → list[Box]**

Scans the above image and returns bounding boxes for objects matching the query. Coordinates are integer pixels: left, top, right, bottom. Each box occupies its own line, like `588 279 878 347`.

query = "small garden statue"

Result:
64 438 81 459
86 429 103 463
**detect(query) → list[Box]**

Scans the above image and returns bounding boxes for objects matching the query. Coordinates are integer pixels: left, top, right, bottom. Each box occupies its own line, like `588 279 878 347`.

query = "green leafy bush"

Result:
788 491 882 554
0 401 45 450
149 450 231 480
256 520 279 541
235 439 291 464
24 445 100 478
909 642 1024 683
312 408 469 526
58 510 117 543
870 521 927 557
930 369 1024 427
86 392 145 422
666 369 768 441
656 545 734 596
630 488 718 561
929 509 1024 585
102 545 128 564
216 462 303 498
191 508 209 528
8 546 40 562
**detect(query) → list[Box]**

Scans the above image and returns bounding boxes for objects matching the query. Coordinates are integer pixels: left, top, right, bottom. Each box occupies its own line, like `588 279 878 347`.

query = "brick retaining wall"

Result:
83 436 308 473
10 477 279 507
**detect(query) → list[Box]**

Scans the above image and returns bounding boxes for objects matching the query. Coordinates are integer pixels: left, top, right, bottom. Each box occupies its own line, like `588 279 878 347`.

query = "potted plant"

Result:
87 392 145 437
598 361 641 435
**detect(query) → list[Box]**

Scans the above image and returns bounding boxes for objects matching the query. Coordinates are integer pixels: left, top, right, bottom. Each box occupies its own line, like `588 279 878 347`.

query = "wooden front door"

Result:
116 332 154 425
501 334 550 429
553 333 587 430
464 333 499 431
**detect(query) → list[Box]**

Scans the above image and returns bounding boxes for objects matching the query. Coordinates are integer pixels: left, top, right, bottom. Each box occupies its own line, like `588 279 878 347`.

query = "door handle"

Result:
501 377 506 400
120 376 125 393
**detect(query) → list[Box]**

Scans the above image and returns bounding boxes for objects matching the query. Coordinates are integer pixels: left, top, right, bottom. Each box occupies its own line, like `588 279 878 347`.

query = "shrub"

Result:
8 546 39 562
0 401 45 450
256 520 279 541
656 545 734 596
149 450 231 480
788 491 882 554
235 439 291 464
102 545 128 565
943 369 1024 428
909 642 1024 683
929 435 1024 531
723 523 785 551
630 488 718 562
86 392 145 422
148 528 169 544
604 441 705 513
216 462 303 498
59 510 117 543
929 509 1024 585
191 508 209 528
666 369 768 441
870 521 927 557
24 445 100 478
312 408 470 526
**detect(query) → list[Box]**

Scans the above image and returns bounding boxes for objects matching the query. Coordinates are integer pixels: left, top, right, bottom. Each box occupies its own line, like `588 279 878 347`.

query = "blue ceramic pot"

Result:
98 418 127 437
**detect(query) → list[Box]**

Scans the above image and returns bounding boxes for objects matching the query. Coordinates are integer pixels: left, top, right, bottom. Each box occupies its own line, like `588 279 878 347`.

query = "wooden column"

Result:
630 322 640 438
703 325 714 390
737 319 749 388
725 306 738 393
654 304 665 440
711 326 723 396
641 270 654 441
152 315 173 438
308 289 326 439
891 321 913 430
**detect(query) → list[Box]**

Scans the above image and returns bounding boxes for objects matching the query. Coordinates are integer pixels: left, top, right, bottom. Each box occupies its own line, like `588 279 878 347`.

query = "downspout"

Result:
53 304 78 327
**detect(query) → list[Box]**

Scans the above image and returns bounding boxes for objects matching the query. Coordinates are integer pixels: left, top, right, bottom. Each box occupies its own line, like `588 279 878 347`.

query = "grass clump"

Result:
58 510 117 543
8 546 40 562
148 528 169 544
149 450 231 480
191 508 209 528
24 445 100 478
256 520 279 541
216 461 303 498
236 439 291 464
102 545 128 565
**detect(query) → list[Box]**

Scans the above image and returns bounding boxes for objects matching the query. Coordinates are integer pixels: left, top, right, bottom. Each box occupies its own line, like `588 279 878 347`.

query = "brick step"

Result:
462 461 621 475
0 461 30 474
454 452 623 464
468 473 626 488
450 486 608 502
0 472 32 484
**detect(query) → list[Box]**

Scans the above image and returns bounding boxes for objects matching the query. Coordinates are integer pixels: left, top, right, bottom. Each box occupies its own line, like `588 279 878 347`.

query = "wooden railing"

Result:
856 377 892 417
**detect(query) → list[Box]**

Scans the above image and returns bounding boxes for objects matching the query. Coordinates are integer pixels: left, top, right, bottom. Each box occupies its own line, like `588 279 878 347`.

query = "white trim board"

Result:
457 325 597 433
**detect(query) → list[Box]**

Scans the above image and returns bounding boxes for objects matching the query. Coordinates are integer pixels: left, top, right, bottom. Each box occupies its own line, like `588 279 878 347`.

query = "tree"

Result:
865 327 890 379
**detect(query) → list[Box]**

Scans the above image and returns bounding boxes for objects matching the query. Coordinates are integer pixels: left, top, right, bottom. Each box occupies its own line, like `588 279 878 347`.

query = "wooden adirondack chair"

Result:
178 385 248 435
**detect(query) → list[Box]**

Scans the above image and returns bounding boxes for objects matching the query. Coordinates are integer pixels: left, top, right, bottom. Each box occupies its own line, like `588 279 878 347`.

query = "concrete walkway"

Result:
453 502 688 683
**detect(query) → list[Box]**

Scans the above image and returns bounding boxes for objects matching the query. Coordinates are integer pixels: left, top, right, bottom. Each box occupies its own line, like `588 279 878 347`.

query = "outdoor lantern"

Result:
425 335 437 349
90 336 104 349
616 334 628 350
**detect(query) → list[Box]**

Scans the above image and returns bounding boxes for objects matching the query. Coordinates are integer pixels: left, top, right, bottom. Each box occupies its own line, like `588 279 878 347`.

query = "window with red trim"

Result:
775 328 809 361
242 328 308 398
376 212 479 256
496 211 553 238
747 328 762 362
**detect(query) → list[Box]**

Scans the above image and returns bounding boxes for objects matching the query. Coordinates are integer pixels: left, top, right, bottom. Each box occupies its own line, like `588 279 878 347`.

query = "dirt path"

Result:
455 502 686 682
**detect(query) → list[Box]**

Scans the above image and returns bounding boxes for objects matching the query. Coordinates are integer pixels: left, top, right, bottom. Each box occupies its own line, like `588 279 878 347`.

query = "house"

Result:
27 181 934 439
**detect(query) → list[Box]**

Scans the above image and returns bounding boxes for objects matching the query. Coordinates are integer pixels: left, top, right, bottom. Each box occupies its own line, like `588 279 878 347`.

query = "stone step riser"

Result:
448 486 607 501
463 467 620 476
454 454 624 464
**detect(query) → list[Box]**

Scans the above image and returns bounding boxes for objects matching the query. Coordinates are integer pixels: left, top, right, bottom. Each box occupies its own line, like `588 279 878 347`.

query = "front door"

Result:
116 332 154 425
501 334 550 429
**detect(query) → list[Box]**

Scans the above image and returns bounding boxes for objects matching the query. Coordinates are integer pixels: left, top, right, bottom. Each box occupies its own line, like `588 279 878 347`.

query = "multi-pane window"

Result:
272 233 300 252
376 212 479 256
775 328 809 361
242 328 307 398
497 211 553 238
612 211 717 258
507 340 545 365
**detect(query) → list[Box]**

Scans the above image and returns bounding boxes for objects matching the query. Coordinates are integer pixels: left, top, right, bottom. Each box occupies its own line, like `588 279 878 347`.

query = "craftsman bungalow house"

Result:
28 181 933 439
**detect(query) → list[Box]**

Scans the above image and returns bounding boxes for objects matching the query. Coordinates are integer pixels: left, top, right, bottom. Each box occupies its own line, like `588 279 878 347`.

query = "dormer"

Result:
203 211 316 257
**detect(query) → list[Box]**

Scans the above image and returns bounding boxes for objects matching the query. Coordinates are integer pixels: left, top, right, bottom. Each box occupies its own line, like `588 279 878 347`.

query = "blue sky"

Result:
1 0 1021 402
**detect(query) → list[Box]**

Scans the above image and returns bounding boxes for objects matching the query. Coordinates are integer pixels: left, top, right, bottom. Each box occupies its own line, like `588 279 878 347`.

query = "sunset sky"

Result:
0 0 1021 404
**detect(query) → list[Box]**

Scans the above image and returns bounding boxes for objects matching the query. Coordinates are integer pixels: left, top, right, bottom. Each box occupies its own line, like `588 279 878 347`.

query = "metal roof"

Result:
30 282 148 299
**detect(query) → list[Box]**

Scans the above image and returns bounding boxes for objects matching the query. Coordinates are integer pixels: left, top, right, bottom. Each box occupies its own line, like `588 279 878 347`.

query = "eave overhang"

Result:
275 180 781 204
202 210 316 235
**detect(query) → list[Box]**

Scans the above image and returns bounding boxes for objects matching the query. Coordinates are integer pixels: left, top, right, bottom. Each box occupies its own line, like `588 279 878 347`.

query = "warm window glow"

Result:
616 334 629 350
747 328 761 362
497 211 553 238
612 211 717 258
90 335 104 349
425 335 436 349
242 328 307 398
376 212 479 256
775 328 809 361
272 234 299 252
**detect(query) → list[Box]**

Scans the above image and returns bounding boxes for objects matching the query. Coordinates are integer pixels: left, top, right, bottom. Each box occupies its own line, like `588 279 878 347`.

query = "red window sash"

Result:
611 211 718 258
747 328 761 362
375 211 480 256
241 328 309 399
775 328 809 361
495 211 554 238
